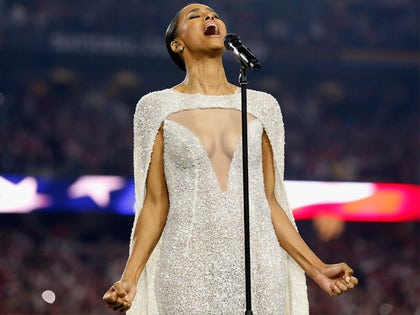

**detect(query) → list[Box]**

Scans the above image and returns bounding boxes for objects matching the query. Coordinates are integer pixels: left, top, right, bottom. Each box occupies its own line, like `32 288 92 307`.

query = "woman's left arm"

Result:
262 132 358 296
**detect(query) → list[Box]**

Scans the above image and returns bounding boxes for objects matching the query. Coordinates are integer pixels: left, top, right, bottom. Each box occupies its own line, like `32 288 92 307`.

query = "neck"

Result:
175 57 236 95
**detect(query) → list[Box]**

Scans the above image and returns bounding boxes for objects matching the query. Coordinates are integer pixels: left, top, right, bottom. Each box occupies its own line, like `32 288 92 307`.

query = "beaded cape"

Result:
127 88 309 314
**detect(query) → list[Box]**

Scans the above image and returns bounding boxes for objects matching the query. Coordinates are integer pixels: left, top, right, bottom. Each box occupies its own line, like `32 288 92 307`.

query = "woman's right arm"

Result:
103 127 169 312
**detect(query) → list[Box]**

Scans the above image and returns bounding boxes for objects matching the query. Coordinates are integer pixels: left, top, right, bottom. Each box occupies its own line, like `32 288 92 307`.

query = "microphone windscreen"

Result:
223 33 240 50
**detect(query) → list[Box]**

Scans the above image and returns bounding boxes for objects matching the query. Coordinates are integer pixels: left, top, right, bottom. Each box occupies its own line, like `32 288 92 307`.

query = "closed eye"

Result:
186 7 220 20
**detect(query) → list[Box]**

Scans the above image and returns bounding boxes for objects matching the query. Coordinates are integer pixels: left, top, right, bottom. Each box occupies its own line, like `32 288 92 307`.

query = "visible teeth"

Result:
204 23 219 35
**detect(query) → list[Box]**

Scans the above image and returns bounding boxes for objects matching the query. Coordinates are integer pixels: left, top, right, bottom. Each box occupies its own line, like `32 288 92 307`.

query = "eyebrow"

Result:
186 7 216 15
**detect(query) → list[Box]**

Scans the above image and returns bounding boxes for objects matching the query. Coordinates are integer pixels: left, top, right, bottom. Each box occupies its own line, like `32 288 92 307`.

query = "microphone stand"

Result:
224 32 260 315
239 64 253 315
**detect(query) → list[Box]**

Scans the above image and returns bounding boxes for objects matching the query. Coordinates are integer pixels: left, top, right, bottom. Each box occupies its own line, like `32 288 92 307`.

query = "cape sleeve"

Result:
253 91 309 315
127 92 166 315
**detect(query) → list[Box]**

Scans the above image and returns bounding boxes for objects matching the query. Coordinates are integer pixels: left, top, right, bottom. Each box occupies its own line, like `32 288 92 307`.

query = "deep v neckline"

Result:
164 119 260 194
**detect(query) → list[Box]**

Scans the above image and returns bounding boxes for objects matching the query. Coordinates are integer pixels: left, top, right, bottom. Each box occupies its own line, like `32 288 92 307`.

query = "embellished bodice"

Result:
152 104 286 313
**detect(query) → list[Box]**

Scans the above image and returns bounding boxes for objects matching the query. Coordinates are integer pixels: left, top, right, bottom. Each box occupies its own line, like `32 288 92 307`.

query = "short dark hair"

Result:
165 10 186 72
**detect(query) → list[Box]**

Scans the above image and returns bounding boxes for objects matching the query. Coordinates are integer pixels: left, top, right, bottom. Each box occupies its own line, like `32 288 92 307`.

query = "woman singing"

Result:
103 3 358 314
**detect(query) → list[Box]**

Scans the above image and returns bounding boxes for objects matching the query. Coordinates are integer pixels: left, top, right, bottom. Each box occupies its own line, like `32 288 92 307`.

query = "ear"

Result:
170 40 184 53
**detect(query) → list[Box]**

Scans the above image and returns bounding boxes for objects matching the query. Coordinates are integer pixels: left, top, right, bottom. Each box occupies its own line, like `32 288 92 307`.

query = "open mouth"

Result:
204 23 220 36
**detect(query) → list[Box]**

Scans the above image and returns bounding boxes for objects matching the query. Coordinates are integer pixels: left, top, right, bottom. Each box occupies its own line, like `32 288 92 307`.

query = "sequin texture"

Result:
128 89 308 315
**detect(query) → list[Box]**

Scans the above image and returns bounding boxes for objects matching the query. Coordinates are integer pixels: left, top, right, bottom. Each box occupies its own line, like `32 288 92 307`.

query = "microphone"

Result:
224 33 261 71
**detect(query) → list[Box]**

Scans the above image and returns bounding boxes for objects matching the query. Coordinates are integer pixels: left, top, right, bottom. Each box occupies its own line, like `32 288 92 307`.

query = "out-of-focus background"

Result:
0 0 418 314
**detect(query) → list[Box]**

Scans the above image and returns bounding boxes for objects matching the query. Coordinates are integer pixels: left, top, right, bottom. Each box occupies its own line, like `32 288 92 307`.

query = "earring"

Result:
179 47 184 52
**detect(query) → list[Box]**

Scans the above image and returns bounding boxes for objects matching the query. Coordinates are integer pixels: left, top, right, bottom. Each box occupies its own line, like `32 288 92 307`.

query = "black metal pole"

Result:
239 65 253 315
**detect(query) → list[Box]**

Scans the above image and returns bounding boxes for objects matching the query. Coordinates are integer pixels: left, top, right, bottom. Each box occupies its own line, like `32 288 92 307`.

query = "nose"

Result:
205 13 216 21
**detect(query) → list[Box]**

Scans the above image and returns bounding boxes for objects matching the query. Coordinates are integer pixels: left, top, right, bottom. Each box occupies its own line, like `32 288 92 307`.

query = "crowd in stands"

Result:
0 66 137 178
1 0 418 51
0 0 417 183
0 63 417 184
0 214 418 314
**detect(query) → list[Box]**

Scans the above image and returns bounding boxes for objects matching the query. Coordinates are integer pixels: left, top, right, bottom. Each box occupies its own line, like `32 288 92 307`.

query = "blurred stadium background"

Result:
0 0 418 314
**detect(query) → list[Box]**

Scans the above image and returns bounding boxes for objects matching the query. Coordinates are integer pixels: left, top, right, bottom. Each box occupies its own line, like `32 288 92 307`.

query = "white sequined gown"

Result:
128 89 309 315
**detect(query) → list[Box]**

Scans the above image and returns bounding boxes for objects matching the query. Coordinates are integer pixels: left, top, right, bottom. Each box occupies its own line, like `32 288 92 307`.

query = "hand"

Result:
314 263 358 296
103 280 137 313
